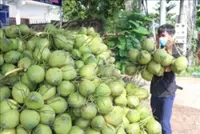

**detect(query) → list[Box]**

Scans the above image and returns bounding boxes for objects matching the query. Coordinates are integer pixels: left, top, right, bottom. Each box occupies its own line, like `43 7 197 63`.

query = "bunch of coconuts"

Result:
127 38 188 81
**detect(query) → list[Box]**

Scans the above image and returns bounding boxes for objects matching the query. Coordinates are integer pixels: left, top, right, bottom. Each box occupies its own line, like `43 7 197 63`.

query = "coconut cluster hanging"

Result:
126 38 188 81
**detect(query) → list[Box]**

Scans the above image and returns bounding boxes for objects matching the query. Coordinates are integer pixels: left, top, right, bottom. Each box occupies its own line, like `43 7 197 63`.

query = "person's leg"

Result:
150 95 162 122
160 95 175 134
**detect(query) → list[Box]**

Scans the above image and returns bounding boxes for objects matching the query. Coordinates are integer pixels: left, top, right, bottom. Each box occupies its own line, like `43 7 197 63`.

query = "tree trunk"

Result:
145 0 148 15
124 0 143 11
160 0 166 25
186 0 196 66
124 0 133 11
178 0 186 23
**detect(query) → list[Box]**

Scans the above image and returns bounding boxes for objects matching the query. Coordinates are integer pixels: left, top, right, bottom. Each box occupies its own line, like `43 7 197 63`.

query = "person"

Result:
150 24 180 134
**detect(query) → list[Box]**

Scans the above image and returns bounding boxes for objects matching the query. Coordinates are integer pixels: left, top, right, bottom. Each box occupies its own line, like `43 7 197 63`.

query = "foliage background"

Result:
60 0 199 75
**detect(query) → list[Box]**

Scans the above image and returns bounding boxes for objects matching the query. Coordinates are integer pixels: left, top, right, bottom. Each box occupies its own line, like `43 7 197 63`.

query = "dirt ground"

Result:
172 104 200 134
166 77 200 134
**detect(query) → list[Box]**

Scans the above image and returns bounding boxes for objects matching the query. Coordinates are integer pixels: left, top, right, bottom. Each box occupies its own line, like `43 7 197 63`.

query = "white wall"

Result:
8 0 60 24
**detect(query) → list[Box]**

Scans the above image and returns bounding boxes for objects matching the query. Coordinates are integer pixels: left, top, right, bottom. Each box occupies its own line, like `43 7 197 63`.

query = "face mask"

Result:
159 38 168 48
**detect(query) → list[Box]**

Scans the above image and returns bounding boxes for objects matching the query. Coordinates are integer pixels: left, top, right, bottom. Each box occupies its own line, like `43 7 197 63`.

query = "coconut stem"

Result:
139 116 152 126
0 68 23 81
35 32 48 36
5 68 23 76
19 104 26 112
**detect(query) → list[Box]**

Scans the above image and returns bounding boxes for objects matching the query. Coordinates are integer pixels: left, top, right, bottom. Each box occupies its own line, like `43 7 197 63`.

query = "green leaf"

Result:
106 41 115 47
131 36 140 44
117 37 126 50
128 20 139 28
128 37 140 49
124 30 131 35
119 49 127 57
121 63 127 74
132 26 149 35
126 39 134 50
115 62 122 70
117 43 126 50
136 21 143 25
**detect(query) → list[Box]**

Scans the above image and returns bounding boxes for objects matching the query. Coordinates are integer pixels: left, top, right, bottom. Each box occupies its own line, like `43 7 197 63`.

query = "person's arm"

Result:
161 72 176 91
164 39 173 72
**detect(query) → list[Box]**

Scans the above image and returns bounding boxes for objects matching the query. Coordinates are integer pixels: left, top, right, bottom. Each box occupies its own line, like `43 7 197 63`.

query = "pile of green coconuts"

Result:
0 24 163 134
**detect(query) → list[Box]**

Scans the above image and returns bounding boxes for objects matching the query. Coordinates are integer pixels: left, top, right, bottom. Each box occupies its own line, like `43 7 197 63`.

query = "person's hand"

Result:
165 37 174 54
164 65 171 72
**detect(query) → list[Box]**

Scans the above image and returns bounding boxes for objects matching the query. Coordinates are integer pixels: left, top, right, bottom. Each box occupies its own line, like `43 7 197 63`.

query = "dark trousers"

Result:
150 95 175 134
